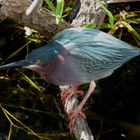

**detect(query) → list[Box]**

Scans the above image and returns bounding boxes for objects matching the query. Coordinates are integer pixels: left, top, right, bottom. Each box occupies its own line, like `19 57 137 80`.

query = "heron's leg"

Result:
69 81 96 132
61 88 84 106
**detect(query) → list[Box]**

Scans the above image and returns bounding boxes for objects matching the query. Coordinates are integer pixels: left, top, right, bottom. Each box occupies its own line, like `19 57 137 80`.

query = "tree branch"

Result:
0 0 71 37
71 0 107 28
26 0 43 16
60 86 94 140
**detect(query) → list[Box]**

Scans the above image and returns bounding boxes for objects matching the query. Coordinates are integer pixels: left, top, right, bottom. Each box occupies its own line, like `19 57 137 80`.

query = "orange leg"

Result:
68 81 96 132
61 88 84 107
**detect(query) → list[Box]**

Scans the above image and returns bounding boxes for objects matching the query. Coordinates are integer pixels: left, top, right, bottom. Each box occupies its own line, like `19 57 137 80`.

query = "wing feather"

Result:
52 27 140 80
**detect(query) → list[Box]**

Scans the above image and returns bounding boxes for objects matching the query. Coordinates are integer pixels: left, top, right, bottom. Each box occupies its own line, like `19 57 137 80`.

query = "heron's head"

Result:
0 41 62 72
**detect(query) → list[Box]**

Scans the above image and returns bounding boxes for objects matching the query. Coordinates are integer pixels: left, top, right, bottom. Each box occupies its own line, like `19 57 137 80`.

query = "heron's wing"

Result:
53 27 140 74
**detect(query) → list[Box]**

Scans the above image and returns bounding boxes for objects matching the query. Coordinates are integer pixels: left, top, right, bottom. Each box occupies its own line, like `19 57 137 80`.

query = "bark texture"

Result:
0 0 71 37
71 0 107 28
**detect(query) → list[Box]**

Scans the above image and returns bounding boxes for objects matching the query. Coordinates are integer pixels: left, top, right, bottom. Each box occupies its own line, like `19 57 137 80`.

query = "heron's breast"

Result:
40 55 86 85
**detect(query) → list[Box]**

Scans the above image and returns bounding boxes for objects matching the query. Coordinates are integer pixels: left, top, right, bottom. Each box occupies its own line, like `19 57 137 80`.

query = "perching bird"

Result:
0 27 140 131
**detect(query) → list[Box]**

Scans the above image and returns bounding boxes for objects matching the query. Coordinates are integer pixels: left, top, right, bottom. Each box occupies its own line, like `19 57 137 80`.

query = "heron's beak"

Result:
0 60 42 73
0 60 30 70
24 64 41 72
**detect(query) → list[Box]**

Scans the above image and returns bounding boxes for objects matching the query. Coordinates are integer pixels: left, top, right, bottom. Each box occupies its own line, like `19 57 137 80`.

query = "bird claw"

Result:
61 89 84 106
68 107 86 133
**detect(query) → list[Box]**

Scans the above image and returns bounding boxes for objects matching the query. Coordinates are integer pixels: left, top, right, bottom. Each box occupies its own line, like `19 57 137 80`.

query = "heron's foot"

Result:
61 89 84 106
67 81 96 132
68 107 86 133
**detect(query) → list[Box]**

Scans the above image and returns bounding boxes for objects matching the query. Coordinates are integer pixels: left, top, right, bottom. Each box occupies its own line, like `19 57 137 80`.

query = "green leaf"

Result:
2 41 31 64
98 0 114 27
101 23 115 29
83 23 95 28
64 7 72 13
122 21 140 40
44 0 56 12
56 0 64 15
21 73 43 92
55 0 64 30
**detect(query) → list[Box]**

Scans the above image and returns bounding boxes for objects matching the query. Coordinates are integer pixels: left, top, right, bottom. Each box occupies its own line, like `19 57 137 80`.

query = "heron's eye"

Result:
36 59 41 64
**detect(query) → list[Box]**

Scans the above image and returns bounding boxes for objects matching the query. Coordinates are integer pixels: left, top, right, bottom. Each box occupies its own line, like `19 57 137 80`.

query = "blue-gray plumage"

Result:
0 27 140 131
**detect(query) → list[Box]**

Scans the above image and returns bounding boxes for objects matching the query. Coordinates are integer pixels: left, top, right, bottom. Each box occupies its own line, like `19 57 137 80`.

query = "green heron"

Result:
0 27 140 131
